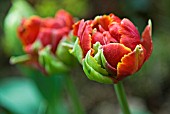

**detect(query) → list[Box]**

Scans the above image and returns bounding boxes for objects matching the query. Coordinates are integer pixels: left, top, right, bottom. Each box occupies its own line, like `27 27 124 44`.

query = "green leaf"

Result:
83 50 113 84
0 78 45 114
3 0 35 56
70 38 83 64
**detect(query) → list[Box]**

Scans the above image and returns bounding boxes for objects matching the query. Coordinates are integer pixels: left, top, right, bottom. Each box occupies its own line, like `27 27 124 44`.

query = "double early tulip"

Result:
18 9 74 54
71 14 152 83
16 10 74 74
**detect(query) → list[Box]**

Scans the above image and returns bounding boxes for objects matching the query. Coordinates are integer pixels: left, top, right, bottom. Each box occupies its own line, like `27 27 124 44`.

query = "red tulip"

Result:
17 9 74 54
16 10 74 74
72 14 152 83
18 16 41 49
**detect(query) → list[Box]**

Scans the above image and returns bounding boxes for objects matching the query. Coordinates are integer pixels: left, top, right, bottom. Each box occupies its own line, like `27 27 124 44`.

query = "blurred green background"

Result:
0 0 170 114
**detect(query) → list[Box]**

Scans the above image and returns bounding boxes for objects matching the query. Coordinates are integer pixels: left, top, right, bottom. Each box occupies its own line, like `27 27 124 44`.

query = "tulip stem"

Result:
65 75 86 114
114 82 131 114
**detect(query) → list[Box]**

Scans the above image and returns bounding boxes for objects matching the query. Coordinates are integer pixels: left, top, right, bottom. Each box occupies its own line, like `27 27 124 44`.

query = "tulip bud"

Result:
12 9 75 75
71 14 153 84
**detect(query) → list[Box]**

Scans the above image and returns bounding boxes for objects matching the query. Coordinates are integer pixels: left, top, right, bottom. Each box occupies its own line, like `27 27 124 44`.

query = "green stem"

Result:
114 82 131 114
65 75 86 114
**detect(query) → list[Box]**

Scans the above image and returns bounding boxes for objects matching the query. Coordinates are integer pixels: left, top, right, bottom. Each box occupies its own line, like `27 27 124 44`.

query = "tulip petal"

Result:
83 50 114 84
17 16 41 46
55 9 74 29
109 23 121 42
98 15 112 31
93 42 108 69
77 20 86 39
86 50 108 75
103 31 115 44
80 22 93 56
93 41 102 57
117 45 145 81
38 27 69 53
141 20 153 61
73 20 81 36
109 13 121 23
120 18 141 50
42 18 62 29
103 43 131 69
100 49 108 69
70 38 83 64
73 20 93 57
92 32 104 45
92 31 114 45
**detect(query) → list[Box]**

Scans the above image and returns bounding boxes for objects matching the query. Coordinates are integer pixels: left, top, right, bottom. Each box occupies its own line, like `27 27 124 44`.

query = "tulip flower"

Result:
11 10 75 74
17 10 74 54
71 14 152 84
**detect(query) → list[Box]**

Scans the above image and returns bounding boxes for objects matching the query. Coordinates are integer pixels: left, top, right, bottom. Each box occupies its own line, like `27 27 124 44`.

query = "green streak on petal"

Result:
100 49 107 69
86 50 108 75
94 49 102 65
93 42 107 69
134 44 144 71
83 50 113 84
83 59 113 84
70 38 83 64
93 42 101 55
93 42 102 64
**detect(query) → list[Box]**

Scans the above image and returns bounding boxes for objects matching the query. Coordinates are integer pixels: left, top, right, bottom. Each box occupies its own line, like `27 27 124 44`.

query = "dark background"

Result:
0 0 170 114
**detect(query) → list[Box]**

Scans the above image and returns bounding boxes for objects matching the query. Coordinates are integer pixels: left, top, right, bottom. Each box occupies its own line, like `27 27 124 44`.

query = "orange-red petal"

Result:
42 18 63 29
98 15 112 31
92 31 116 45
141 20 152 61
117 45 145 81
74 20 92 56
80 22 92 56
17 16 41 46
38 27 69 53
92 32 104 44
103 43 131 69
120 18 141 50
73 20 81 36
55 9 74 29
109 23 121 42
109 13 121 23
73 19 93 57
